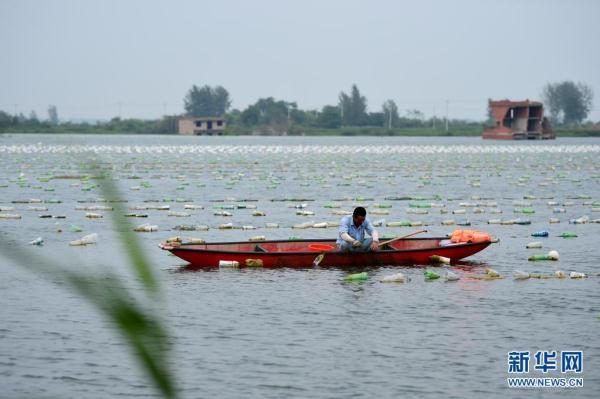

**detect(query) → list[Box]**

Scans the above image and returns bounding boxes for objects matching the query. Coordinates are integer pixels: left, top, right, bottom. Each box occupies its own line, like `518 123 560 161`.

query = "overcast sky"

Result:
1 0 599 121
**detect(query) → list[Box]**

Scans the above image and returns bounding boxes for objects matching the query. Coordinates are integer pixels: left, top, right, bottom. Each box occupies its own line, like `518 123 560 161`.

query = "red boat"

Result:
159 236 493 268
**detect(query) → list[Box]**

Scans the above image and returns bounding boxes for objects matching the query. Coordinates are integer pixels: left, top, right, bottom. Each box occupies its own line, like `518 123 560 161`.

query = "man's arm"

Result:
339 217 360 246
365 220 379 250
365 220 379 242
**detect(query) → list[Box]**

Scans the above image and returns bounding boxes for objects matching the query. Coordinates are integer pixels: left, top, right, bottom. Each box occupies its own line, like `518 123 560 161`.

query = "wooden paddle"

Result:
378 229 428 248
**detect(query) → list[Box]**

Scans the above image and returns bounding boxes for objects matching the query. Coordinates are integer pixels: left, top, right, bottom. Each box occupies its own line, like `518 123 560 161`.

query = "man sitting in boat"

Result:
336 206 380 252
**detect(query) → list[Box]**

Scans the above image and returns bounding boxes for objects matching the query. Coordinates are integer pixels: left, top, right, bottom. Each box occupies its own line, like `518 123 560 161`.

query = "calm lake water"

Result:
1 134 599 398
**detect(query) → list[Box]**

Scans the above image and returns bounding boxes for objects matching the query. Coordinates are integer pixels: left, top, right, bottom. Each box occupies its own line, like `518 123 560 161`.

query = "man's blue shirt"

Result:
336 215 374 245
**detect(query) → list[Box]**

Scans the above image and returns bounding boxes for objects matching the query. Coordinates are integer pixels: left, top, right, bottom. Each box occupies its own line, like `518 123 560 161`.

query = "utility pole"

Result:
445 100 449 133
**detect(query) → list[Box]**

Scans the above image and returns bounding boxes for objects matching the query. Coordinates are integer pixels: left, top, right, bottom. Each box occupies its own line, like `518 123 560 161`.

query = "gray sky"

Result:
1 0 599 121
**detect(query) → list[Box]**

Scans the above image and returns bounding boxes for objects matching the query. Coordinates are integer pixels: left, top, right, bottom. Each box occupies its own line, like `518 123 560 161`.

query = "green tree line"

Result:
1 81 595 134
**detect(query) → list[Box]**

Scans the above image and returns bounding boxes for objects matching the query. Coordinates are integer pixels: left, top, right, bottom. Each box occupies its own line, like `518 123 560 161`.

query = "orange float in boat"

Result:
450 229 492 244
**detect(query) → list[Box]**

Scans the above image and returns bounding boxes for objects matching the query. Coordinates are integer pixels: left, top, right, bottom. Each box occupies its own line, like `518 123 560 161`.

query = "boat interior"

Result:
177 238 447 253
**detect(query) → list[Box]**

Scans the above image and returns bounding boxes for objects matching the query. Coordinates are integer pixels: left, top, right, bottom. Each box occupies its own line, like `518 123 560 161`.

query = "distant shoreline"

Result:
1 128 599 137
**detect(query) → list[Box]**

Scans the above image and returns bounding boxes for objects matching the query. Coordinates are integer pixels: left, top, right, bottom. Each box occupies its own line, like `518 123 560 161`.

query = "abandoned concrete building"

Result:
483 100 554 140
178 116 226 135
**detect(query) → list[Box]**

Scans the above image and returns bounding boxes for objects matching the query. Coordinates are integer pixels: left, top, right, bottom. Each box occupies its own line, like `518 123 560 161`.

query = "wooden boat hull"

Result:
161 237 492 268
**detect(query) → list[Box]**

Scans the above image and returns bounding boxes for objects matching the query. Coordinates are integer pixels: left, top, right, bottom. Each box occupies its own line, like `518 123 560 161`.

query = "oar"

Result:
378 229 428 248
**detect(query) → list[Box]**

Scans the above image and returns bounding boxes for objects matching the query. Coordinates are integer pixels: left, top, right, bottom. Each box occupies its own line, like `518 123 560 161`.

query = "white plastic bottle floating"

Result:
332 210 352 216
312 222 328 228
0 213 22 219
569 216 589 224
168 211 191 217
85 212 103 218
485 267 500 277
28 237 44 246
265 223 279 228
407 209 427 215
569 271 586 279
441 219 455 226
292 222 313 229
76 205 113 211
371 209 391 215
185 237 205 244
452 209 466 214
219 260 239 268
487 219 501 224
134 223 158 232
444 270 460 281
252 211 266 216
429 255 450 264
69 233 98 246
380 272 409 283
554 270 566 278
526 241 543 249
184 204 204 210
296 210 315 216
549 218 560 224
513 270 531 280
249 235 266 241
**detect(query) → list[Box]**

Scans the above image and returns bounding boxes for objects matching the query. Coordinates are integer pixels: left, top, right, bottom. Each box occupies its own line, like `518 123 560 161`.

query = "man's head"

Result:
352 206 367 227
